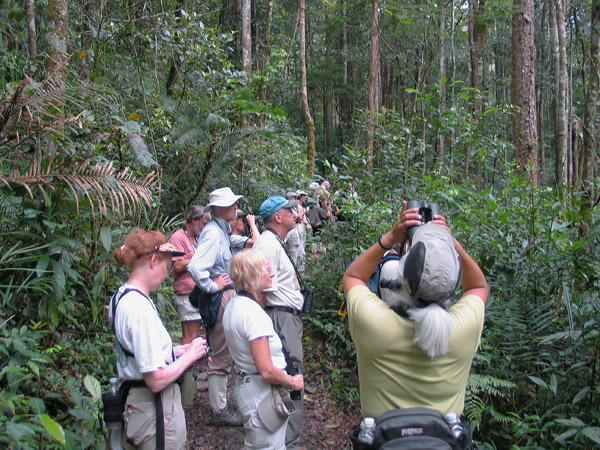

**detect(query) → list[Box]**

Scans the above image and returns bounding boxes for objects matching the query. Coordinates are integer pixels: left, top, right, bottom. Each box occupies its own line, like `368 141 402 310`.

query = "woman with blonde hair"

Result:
223 249 304 449
109 228 209 449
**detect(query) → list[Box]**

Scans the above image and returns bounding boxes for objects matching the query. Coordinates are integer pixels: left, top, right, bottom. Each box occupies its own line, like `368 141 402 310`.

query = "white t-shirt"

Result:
109 284 174 380
223 294 287 374
253 230 304 310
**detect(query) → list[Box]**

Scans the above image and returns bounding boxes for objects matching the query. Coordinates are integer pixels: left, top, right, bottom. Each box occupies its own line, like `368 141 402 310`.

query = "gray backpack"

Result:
372 407 472 450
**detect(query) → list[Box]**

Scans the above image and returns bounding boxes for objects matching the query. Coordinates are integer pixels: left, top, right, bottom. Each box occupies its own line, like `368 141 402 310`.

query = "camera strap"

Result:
265 228 308 294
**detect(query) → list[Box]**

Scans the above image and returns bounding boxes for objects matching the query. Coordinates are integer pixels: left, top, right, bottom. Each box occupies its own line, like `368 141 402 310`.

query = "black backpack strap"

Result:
155 391 165 450
111 287 149 358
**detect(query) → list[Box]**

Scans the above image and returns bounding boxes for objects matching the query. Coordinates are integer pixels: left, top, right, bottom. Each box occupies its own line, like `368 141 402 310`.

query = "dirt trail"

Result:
184 371 361 449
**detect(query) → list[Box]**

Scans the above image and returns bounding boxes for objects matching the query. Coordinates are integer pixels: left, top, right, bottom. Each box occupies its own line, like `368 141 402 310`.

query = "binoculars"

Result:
406 200 441 241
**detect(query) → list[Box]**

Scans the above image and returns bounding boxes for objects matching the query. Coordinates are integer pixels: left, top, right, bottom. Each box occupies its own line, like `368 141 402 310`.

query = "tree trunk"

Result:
554 0 569 186
467 0 486 179
437 0 447 168
537 1 547 184
299 0 316 177
45 0 69 82
166 0 183 97
581 0 600 211
324 35 334 151
366 0 380 174
511 0 538 186
241 0 251 77
339 0 353 134
27 0 37 59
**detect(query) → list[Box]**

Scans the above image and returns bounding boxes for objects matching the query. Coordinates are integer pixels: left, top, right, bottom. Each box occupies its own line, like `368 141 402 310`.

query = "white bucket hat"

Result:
207 187 243 208
257 386 295 432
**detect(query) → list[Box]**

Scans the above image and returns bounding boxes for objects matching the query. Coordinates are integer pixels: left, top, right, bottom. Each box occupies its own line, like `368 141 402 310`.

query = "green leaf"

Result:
51 259 66 290
573 387 590 404
28 397 46 414
100 226 112 252
68 408 94 421
84 375 102 400
581 427 600 444
28 360 40 376
528 376 548 389
35 255 50 277
40 413 66 445
549 373 558 395
6 422 37 440
556 417 585 428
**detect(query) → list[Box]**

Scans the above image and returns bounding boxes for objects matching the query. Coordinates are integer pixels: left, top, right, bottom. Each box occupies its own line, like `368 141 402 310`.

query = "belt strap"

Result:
266 305 301 316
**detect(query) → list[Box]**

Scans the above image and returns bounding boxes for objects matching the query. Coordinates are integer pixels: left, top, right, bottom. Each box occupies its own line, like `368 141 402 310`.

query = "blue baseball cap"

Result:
259 196 299 219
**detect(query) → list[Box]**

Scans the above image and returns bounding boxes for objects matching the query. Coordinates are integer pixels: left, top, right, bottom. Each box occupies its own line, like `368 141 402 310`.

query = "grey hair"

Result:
186 205 205 223
408 304 454 358
380 260 454 359
263 213 276 225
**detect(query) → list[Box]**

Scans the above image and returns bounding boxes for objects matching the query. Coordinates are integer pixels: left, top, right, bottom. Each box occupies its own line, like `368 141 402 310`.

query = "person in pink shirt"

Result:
168 205 211 345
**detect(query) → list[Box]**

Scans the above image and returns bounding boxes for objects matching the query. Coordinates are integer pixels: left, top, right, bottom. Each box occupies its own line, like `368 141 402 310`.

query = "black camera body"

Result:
406 200 441 241
286 358 302 400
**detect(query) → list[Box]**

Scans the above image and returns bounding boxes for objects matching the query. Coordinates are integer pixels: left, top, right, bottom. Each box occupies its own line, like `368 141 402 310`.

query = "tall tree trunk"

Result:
166 0 183 97
241 0 251 77
27 0 37 59
467 0 486 180
323 33 334 151
512 0 538 186
366 0 380 174
538 1 547 183
45 0 69 82
437 0 447 169
339 0 353 135
299 0 316 177
581 0 600 212
554 0 569 186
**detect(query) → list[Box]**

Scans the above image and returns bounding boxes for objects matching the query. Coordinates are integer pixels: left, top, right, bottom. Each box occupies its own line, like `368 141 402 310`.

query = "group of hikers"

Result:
107 184 488 450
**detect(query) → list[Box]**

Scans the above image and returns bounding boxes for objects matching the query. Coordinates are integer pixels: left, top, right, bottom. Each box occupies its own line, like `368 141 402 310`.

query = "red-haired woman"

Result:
110 228 209 449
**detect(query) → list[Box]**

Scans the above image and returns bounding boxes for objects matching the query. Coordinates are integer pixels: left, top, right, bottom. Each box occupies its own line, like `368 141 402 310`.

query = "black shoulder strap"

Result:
110 287 153 358
265 228 307 293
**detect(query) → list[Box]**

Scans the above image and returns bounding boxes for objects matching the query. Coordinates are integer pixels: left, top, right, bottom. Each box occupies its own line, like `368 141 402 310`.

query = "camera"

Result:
286 358 302 400
406 200 441 241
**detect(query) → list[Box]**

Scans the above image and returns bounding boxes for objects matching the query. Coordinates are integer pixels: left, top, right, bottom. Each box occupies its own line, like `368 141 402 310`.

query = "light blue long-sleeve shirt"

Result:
187 217 232 293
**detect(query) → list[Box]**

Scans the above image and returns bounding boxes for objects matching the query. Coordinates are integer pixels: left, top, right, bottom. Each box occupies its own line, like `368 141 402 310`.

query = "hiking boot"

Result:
207 406 243 427
196 381 208 392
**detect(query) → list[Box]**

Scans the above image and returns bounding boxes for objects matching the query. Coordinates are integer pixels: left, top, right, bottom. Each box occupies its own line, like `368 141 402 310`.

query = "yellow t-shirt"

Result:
347 285 485 418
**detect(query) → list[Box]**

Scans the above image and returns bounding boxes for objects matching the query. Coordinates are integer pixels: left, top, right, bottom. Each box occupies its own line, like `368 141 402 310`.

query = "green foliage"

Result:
0 324 105 449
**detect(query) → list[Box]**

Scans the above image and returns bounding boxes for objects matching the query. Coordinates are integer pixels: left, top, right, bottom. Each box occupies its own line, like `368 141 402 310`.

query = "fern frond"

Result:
0 148 159 218
468 373 517 397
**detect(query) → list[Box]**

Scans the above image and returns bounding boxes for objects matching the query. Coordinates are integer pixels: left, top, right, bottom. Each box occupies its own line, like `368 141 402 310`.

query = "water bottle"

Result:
102 377 123 450
446 412 463 440
357 416 376 445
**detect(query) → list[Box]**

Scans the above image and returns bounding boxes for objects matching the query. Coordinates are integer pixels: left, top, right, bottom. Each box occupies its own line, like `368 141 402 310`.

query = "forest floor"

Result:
184 340 361 449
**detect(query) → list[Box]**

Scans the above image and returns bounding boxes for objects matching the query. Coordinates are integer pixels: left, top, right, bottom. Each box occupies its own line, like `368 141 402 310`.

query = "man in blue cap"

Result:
253 196 305 449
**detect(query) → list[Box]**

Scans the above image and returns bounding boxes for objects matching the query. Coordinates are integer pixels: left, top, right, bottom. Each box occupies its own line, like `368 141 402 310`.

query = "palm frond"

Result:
0 75 112 147
0 146 159 219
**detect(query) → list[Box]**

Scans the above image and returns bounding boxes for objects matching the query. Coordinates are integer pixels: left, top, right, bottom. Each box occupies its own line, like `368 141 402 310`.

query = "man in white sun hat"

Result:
188 187 243 426
343 201 488 427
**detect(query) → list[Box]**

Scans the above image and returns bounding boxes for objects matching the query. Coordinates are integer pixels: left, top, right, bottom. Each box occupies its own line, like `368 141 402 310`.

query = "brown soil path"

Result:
184 370 361 449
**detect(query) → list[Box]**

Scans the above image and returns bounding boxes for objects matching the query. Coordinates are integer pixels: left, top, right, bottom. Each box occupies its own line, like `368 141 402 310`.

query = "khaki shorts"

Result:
174 293 202 322
122 383 186 450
